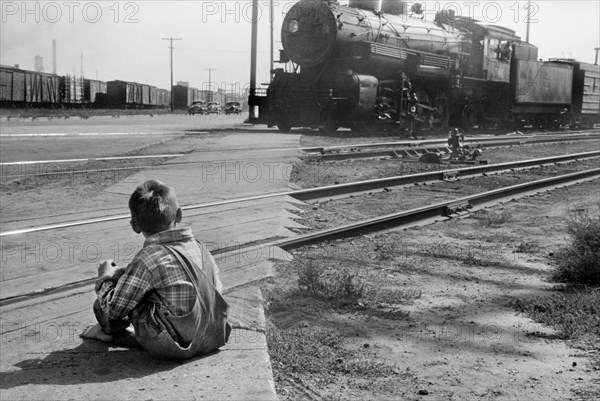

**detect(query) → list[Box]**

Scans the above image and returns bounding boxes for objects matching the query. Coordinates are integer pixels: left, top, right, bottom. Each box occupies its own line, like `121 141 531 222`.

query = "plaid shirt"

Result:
96 226 222 321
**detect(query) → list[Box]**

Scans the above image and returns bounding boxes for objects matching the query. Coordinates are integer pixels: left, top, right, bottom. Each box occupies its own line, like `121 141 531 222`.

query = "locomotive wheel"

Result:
277 123 291 133
358 120 379 135
277 115 292 133
429 92 449 131
320 113 339 134
462 105 481 131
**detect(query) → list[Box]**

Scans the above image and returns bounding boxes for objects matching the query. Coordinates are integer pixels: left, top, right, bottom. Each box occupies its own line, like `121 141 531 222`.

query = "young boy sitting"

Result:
82 180 230 359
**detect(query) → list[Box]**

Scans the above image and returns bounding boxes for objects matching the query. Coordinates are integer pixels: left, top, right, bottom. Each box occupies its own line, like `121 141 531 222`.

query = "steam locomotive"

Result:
248 0 600 134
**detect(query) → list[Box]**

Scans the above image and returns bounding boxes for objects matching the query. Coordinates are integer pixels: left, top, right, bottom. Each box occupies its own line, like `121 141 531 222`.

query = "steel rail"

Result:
0 154 185 166
2 168 598 306
274 168 600 249
305 133 600 161
291 150 600 201
2 151 599 237
302 129 600 153
300 130 599 154
3 131 597 181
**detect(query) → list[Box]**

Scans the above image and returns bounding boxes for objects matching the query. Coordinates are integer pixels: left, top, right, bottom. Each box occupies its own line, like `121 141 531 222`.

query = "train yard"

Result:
2 0 599 398
1 114 599 400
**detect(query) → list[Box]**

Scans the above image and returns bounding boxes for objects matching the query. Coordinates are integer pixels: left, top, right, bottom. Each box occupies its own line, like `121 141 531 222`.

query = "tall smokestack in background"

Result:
52 40 57 74
80 53 84 77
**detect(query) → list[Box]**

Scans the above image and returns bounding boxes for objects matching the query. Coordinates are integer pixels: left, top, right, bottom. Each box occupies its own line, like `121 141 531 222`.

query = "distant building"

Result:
176 81 189 87
34 55 44 72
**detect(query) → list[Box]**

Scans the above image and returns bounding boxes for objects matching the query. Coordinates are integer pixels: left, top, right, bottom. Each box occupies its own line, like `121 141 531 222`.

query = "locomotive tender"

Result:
248 0 600 133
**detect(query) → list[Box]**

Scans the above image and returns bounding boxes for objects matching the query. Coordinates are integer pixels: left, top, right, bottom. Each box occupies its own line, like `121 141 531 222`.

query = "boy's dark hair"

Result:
129 180 179 234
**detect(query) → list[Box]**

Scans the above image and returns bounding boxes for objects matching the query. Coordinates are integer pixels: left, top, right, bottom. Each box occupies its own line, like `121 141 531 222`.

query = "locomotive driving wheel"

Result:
277 115 292 133
320 112 339 134
462 105 482 131
429 92 449 131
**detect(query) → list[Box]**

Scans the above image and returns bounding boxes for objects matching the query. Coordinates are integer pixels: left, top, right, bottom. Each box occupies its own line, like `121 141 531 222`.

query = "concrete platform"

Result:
1 132 305 400
0 287 275 401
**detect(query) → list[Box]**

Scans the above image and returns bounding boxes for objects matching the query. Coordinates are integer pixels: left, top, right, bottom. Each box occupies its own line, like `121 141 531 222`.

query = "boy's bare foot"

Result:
80 323 114 342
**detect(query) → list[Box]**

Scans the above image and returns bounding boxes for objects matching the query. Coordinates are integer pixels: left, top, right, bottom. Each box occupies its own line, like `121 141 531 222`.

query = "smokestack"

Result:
349 0 383 13
52 40 57 74
80 53 84 77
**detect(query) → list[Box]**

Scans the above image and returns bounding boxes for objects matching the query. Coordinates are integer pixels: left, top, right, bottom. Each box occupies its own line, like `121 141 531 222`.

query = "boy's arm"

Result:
199 242 223 292
95 258 152 321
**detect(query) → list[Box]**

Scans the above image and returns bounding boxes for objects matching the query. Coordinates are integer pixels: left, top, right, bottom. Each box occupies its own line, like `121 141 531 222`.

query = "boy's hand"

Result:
112 267 127 281
98 260 119 278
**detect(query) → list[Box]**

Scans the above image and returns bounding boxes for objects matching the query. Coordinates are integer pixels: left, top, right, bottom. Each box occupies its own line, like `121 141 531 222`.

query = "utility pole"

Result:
270 0 274 81
249 0 259 120
204 68 217 102
525 1 531 43
162 37 182 112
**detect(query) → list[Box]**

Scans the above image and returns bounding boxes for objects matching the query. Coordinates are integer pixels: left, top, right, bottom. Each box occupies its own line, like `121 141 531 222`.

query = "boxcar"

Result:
0 65 60 107
84 79 107 104
570 61 600 126
172 85 189 110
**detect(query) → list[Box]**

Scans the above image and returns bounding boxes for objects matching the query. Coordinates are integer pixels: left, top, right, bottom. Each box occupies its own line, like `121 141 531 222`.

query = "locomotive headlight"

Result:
288 19 299 33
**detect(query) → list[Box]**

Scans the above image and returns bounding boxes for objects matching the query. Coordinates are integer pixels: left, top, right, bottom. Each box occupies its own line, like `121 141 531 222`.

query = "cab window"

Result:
488 38 499 59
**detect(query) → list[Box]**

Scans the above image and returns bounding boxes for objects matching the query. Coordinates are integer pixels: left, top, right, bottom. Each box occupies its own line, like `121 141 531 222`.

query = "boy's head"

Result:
129 180 182 235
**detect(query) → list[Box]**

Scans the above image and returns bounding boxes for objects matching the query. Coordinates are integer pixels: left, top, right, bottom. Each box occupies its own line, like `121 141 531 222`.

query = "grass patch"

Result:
297 260 365 306
514 241 540 254
475 209 513 227
515 287 600 340
553 208 600 286
266 322 395 384
516 207 600 372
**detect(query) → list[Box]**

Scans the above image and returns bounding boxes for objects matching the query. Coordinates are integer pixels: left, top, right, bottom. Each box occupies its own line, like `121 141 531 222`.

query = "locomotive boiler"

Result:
248 0 599 134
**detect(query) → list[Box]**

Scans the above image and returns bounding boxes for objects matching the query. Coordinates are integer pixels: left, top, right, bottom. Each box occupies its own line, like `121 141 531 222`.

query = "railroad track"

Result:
2 151 599 237
302 130 600 162
2 162 598 306
2 130 598 182
274 167 600 249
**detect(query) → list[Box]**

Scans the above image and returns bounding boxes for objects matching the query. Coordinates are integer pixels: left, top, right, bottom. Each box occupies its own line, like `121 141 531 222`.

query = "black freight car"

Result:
107 80 156 109
172 85 189 110
84 79 108 106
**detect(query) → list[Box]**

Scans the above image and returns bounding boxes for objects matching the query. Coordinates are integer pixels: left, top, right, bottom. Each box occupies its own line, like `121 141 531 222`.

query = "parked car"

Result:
188 100 207 115
207 102 221 114
225 101 243 115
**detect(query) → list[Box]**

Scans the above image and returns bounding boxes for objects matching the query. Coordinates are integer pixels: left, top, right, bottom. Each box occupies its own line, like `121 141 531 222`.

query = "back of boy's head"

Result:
129 180 179 234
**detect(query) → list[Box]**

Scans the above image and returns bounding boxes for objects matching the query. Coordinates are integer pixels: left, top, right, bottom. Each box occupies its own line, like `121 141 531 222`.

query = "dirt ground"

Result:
264 180 600 400
2 127 598 399
262 139 600 400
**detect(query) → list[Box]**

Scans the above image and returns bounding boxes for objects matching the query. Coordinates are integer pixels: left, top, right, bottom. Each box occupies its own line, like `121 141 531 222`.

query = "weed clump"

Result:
297 260 364 305
553 208 600 286
476 209 513 227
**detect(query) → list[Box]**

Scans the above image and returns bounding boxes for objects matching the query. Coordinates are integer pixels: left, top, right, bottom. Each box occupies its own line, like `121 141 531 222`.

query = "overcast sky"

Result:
1 1 598 93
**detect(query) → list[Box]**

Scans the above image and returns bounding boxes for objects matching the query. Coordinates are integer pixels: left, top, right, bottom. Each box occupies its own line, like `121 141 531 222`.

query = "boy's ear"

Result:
175 208 183 224
130 218 142 234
